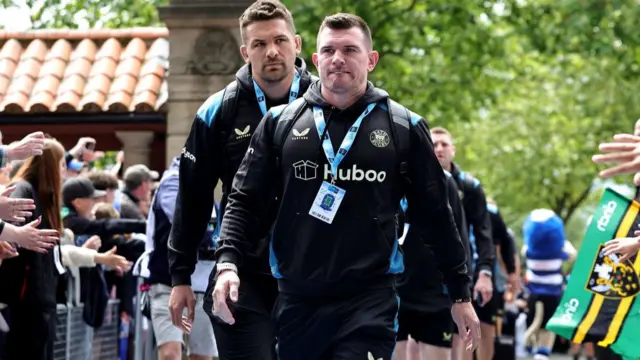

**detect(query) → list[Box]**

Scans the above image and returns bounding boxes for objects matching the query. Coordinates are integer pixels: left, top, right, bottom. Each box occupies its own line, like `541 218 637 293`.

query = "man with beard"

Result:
167 1 316 359
210 13 480 360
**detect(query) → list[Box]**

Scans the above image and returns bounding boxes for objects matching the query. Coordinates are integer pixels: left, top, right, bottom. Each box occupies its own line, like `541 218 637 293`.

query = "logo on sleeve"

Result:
181 147 196 163
234 125 251 139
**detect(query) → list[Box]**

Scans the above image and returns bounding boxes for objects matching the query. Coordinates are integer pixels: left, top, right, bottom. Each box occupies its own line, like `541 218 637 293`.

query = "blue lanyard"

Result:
253 71 301 116
400 197 408 212
312 103 377 183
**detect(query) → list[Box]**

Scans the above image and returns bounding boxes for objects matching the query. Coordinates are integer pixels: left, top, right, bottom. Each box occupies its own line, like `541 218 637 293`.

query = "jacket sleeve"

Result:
65 216 146 238
490 209 516 274
466 184 495 274
215 110 279 267
404 115 471 302
60 245 97 268
168 91 227 286
100 235 145 262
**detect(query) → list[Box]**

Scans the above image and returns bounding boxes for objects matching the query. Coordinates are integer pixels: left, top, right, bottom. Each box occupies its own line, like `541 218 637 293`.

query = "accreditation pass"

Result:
309 181 346 224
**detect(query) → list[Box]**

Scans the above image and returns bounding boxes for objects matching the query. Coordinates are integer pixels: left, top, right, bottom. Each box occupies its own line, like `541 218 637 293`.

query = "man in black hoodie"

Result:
395 170 471 360
212 13 480 360
166 1 316 359
431 127 496 360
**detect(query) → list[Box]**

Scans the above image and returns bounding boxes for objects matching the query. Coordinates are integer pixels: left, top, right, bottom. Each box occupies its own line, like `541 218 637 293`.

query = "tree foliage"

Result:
3 0 640 234
0 0 167 29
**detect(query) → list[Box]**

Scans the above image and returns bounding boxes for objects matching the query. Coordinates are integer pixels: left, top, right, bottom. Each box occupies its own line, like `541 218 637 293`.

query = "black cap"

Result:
62 177 107 207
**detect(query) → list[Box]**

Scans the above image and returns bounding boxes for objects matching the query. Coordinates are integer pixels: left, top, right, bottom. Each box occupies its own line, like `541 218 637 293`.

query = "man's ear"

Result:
367 51 379 72
295 34 302 55
240 45 250 64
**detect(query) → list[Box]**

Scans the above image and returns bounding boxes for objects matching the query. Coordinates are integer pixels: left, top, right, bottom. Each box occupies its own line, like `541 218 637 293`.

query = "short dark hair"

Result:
239 0 295 42
318 13 373 48
86 171 119 191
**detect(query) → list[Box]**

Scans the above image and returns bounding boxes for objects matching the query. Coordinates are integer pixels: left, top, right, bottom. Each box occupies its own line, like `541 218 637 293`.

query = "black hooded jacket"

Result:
215 81 471 300
168 58 316 286
397 171 470 312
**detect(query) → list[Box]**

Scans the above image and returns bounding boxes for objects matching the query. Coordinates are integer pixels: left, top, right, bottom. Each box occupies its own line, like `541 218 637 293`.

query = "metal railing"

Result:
54 300 120 360
53 269 121 360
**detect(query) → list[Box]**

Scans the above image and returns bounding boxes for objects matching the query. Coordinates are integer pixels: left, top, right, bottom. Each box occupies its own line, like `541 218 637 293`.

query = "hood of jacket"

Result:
303 80 389 119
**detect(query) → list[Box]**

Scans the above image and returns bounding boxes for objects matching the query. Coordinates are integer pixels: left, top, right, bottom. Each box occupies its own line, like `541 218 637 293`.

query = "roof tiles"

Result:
0 27 169 114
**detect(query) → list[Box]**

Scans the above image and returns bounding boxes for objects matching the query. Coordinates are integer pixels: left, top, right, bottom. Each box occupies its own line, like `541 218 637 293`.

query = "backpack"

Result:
220 80 240 124
271 98 413 185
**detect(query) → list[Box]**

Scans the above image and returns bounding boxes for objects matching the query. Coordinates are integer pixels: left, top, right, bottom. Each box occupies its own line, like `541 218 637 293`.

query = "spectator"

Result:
0 138 127 360
0 138 67 360
0 138 72 359
86 171 119 204
121 164 158 220
147 156 218 360
62 177 146 258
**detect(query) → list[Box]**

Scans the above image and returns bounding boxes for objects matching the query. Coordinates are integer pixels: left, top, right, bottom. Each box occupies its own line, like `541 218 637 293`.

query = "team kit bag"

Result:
546 188 640 360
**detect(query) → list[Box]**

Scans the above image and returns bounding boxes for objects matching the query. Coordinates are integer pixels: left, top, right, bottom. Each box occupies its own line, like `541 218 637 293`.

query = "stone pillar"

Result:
115 131 155 170
159 0 251 200
159 0 251 165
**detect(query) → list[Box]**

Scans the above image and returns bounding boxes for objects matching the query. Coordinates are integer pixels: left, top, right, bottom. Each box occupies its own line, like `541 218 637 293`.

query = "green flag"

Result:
546 188 640 360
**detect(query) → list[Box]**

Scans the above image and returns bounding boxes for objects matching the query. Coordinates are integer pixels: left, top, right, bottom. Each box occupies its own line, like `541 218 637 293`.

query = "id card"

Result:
309 181 345 224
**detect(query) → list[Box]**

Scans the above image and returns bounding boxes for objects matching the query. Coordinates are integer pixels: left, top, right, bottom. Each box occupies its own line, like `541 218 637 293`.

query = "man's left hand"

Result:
5 132 45 161
451 301 481 352
473 272 493 307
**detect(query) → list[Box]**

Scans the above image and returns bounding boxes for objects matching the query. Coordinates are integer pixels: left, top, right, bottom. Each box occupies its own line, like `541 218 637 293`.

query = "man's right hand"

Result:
169 285 196 334
212 269 240 325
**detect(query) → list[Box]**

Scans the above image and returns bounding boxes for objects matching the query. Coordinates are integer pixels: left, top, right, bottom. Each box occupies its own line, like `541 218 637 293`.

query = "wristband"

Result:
215 262 238 279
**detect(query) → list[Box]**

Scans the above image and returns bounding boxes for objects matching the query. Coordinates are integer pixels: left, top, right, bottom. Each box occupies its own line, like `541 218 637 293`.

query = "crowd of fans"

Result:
0 131 162 360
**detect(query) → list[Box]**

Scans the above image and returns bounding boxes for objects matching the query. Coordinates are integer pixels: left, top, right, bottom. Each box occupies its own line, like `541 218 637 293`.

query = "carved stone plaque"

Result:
187 29 243 76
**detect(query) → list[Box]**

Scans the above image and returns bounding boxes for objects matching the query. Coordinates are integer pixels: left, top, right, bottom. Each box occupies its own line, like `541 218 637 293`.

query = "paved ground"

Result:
519 354 571 359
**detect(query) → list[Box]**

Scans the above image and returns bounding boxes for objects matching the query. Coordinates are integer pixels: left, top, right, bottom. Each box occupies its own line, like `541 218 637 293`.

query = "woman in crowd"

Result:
0 138 129 360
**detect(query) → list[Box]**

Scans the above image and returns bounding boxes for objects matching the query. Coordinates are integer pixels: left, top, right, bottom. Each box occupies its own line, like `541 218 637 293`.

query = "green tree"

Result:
4 0 640 234
454 50 640 225
450 0 640 230
0 0 168 29
283 0 509 124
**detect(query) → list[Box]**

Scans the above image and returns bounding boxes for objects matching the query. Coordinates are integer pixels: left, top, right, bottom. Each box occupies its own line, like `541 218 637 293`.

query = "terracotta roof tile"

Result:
0 28 169 113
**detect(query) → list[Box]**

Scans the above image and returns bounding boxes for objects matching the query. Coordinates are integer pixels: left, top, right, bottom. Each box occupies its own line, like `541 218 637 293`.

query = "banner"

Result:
546 188 640 360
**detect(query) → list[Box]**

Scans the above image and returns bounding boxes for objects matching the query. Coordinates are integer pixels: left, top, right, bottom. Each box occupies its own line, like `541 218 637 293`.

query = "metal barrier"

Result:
50 269 159 360
53 269 120 360
53 300 120 360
